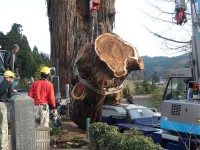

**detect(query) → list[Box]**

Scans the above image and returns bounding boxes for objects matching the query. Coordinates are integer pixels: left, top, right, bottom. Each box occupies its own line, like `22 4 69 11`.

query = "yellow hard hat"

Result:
40 66 50 74
4 70 15 78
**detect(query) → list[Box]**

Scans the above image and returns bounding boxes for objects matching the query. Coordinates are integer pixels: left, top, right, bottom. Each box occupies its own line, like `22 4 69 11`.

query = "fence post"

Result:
86 118 91 140
66 84 71 117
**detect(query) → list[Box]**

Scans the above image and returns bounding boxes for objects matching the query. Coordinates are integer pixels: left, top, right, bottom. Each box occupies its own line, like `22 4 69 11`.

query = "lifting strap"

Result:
78 75 123 95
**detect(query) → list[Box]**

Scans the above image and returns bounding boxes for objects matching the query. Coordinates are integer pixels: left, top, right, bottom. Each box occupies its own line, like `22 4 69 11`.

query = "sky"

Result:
0 0 191 57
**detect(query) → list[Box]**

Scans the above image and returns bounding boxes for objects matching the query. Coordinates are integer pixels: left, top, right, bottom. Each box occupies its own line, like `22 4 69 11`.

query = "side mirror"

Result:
138 109 143 113
50 67 56 76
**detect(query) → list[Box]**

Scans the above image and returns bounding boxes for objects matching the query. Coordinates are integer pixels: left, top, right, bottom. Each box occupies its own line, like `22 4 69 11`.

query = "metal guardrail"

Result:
0 50 6 59
0 50 5 79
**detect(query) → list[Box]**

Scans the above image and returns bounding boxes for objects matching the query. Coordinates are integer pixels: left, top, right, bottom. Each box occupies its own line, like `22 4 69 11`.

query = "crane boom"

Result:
190 0 200 83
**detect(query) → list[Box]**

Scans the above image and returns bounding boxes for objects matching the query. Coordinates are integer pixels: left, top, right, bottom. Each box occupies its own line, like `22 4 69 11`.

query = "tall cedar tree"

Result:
47 0 116 130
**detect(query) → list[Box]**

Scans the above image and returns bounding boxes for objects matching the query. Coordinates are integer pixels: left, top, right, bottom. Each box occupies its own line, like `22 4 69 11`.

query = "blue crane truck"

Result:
100 65 199 150
101 0 200 149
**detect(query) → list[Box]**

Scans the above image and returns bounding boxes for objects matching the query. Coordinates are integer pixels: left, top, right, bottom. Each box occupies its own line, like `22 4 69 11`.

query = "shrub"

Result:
125 135 163 150
50 127 59 135
105 132 126 150
89 122 164 150
89 122 119 147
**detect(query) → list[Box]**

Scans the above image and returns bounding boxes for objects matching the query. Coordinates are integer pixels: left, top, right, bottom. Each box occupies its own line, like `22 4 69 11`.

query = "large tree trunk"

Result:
71 33 144 130
47 0 76 93
47 0 115 95
47 0 143 131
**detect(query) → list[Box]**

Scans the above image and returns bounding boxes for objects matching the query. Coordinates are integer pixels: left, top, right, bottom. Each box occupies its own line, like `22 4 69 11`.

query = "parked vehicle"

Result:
150 1 200 149
100 104 161 131
101 1 200 149
154 0 200 149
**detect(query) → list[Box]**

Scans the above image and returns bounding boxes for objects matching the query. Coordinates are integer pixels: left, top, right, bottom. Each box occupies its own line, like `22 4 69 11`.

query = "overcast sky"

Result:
0 0 191 57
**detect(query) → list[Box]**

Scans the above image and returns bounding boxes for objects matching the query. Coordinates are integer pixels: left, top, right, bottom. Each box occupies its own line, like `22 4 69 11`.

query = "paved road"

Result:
17 89 29 96
121 94 151 107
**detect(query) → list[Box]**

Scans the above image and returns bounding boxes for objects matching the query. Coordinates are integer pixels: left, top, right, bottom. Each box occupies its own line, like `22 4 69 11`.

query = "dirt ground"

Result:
50 116 91 150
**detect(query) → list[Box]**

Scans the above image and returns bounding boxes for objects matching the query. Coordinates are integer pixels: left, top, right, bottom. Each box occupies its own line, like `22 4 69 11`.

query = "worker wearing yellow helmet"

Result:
0 70 15 100
0 70 18 122
28 66 57 127
4 70 15 78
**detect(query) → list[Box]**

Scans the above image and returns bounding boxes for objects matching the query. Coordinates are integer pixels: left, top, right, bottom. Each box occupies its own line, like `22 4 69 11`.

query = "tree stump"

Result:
71 33 144 130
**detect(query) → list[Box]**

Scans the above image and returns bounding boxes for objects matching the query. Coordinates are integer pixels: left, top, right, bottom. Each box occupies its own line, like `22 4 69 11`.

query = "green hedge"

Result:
89 122 163 150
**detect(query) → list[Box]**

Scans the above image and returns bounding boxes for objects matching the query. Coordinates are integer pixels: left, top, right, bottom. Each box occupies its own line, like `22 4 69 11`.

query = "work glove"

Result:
52 108 62 127
53 109 58 114
52 109 58 121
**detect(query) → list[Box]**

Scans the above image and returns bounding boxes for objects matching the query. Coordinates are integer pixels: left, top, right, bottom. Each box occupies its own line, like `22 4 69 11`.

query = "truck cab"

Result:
163 68 192 101
160 68 200 136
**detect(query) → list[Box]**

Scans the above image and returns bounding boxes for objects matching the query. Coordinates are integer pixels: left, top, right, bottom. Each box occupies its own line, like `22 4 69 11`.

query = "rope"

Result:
78 75 123 95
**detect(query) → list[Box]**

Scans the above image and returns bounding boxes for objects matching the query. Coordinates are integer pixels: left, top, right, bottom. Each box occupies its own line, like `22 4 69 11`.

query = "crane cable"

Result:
88 0 100 80
91 10 99 43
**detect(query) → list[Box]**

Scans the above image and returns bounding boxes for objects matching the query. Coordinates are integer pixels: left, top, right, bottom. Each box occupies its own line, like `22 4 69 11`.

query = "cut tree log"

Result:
71 33 144 130
94 33 143 77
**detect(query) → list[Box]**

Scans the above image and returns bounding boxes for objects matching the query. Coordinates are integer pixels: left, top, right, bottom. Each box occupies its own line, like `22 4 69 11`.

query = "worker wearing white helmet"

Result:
28 66 57 127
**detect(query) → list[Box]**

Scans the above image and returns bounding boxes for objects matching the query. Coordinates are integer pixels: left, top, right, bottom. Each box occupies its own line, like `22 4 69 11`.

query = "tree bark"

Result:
47 0 115 95
46 0 144 131
47 0 76 94
71 33 144 130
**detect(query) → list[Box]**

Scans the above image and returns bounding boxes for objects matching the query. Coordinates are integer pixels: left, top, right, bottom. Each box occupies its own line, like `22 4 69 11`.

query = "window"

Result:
163 77 186 100
128 108 155 119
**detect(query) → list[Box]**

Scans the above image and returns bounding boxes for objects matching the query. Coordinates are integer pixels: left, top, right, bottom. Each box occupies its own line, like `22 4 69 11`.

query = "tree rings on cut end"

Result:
95 33 144 77
71 82 86 100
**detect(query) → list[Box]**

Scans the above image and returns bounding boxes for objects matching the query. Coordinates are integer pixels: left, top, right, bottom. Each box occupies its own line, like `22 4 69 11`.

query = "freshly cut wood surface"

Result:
95 33 144 77
71 33 144 130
